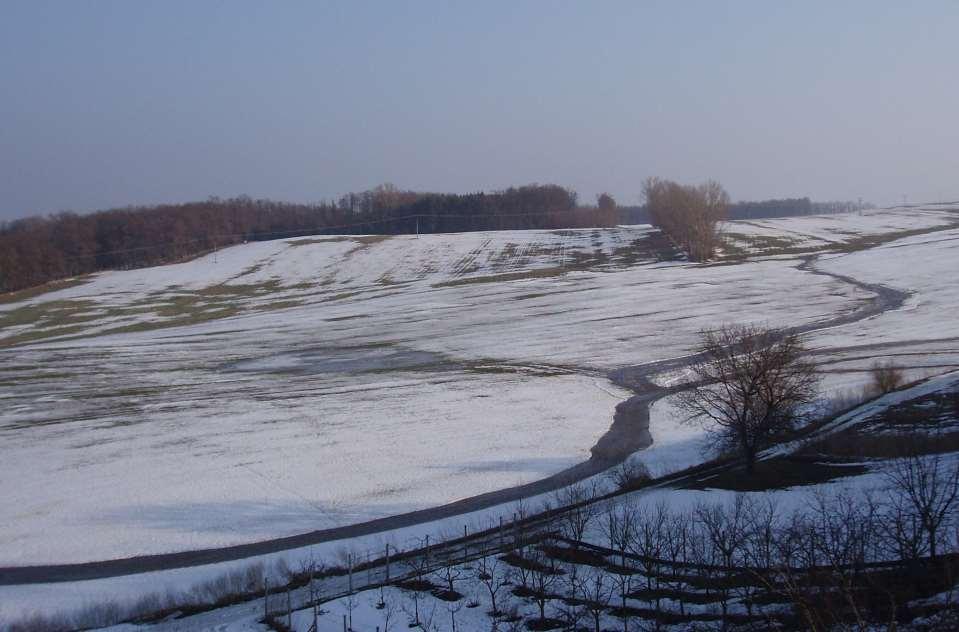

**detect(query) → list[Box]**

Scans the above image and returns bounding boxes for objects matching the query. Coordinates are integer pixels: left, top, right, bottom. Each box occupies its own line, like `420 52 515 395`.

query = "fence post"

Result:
348 553 354 594
385 543 391 582
264 576 269 620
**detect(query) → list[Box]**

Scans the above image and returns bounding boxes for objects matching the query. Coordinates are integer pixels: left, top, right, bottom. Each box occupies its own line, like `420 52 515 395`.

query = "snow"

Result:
3 206 959 629
0 225 877 565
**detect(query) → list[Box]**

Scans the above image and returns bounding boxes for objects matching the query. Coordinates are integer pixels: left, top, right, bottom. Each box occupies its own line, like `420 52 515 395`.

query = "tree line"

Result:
618 197 866 225
0 184 618 294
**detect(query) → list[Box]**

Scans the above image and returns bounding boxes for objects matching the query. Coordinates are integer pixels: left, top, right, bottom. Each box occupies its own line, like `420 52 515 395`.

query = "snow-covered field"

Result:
0 223 885 565
2 206 959 628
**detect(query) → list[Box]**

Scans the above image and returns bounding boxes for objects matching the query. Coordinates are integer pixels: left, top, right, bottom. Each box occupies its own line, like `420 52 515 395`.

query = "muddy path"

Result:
0 254 911 586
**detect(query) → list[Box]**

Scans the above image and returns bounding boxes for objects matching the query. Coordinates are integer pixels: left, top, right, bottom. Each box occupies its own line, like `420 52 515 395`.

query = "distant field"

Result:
2 208 959 566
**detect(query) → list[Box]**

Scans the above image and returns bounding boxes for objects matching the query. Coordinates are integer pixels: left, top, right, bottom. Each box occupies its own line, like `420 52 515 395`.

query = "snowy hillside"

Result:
2 205 959 629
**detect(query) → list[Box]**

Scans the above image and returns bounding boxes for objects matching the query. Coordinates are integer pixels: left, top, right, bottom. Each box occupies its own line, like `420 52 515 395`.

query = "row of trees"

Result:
619 197 866 227
0 184 617 294
727 197 813 220
381 464 959 632
642 177 729 262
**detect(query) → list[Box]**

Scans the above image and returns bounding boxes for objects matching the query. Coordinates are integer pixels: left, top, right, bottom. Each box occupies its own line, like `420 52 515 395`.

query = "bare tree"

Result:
474 555 510 617
525 550 562 622
627 502 669 611
676 324 819 473
434 557 465 598
868 360 905 396
643 177 728 261
374 592 398 632
447 596 465 632
662 510 692 616
694 497 753 624
576 566 614 632
553 569 586 632
606 459 650 492
884 448 959 559
554 482 600 545
878 488 927 562
603 502 637 569
401 550 433 627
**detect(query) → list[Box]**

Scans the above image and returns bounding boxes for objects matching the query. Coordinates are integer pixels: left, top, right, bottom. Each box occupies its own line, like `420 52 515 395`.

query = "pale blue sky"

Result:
1 1 957 219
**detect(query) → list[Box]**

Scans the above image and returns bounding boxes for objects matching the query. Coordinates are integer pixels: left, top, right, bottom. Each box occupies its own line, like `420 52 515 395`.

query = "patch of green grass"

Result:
0 299 101 330
0 276 93 305
0 324 92 348
719 232 817 258
325 314 369 322
512 292 549 301
830 221 959 253
196 280 283 298
721 219 959 261
466 364 568 377
434 267 566 288
324 290 363 302
235 262 266 277
253 299 303 311
97 306 243 336
287 235 391 248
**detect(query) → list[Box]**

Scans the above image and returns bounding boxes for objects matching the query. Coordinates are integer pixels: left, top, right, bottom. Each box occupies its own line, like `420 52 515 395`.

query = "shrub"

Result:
606 459 651 491
870 361 904 396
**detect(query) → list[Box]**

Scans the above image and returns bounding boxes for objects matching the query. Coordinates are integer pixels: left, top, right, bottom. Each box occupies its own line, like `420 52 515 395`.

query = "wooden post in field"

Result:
287 586 292 629
348 553 354 594
385 543 391 582
463 524 468 561
343 614 347 632
264 576 269 620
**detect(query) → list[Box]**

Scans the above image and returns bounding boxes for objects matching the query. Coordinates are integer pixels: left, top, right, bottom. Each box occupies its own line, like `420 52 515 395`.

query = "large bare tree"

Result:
676 324 819 473
643 177 728 261
884 448 959 559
